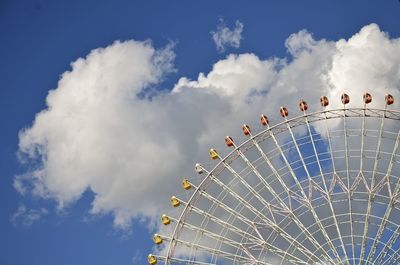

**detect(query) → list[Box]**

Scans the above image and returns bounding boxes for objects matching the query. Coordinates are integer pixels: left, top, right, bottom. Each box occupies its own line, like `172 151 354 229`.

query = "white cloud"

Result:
11 204 48 227
211 19 244 52
16 23 400 231
285 29 317 57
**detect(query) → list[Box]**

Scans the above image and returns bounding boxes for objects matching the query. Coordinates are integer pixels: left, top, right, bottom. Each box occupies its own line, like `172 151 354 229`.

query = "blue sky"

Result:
1 1 400 264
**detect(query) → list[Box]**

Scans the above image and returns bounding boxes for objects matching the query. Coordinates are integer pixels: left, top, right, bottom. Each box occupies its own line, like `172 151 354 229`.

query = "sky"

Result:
1 1 400 265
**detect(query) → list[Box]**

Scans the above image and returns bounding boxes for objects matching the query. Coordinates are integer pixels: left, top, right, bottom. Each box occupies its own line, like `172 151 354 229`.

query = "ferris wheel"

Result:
148 92 400 265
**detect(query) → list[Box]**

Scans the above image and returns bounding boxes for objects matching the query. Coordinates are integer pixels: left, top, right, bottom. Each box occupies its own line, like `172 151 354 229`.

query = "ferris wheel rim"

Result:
162 107 400 265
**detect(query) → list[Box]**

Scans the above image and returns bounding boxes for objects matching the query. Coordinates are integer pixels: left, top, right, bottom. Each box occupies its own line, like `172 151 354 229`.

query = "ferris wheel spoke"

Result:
164 212 276 265
169 196 308 264
240 128 347 264
204 166 327 263
166 236 258 264
323 112 350 195
203 166 329 261
249 134 292 203
359 109 386 264
304 112 351 264
219 159 284 219
375 225 400 264
379 226 400 265
359 105 367 183
282 116 343 263
231 145 334 264
204 170 322 263
156 254 218 265
171 237 272 265
266 126 340 264
366 130 400 264
182 193 310 263
162 253 262 265
322 109 356 265
311 211 400 265
168 210 255 252
233 143 295 212
342 106 357 265
372 207 400 264
382 252 400 265
179 191 281 248
164 167 285 264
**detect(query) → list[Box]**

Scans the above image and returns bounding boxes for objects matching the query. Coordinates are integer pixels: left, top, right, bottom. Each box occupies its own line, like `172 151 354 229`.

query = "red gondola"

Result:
341 93 350 104
363 93 372 104
320 96 329 107
299 100 308 112
385 94 394 105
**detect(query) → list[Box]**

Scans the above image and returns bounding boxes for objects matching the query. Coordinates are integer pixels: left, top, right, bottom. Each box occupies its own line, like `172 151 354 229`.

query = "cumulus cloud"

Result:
16 23 400 231
285 29 317 57
211 19 244 52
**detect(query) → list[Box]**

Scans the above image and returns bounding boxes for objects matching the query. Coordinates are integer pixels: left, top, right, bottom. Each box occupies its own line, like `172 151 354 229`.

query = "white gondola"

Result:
194 163 203 174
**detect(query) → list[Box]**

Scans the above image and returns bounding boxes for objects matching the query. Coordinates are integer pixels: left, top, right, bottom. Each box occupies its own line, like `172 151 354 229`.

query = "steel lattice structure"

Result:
148 93 400 265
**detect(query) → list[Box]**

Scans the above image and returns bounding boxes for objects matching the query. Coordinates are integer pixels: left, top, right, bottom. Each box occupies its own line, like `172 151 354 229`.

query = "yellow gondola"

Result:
148 254 157 265
170 196 180 207
182 179 192 190
153 234 163 244
161 214 170 225
209 149 219 160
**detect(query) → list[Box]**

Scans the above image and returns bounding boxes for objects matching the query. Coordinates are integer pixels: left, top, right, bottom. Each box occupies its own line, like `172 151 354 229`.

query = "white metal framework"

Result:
149 93 400 265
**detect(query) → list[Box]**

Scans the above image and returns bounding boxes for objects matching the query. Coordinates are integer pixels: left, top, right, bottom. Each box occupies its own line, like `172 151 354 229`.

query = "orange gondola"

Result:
260 114 269 126
280 106 289 117
242 124 251 136
225 136 234 147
